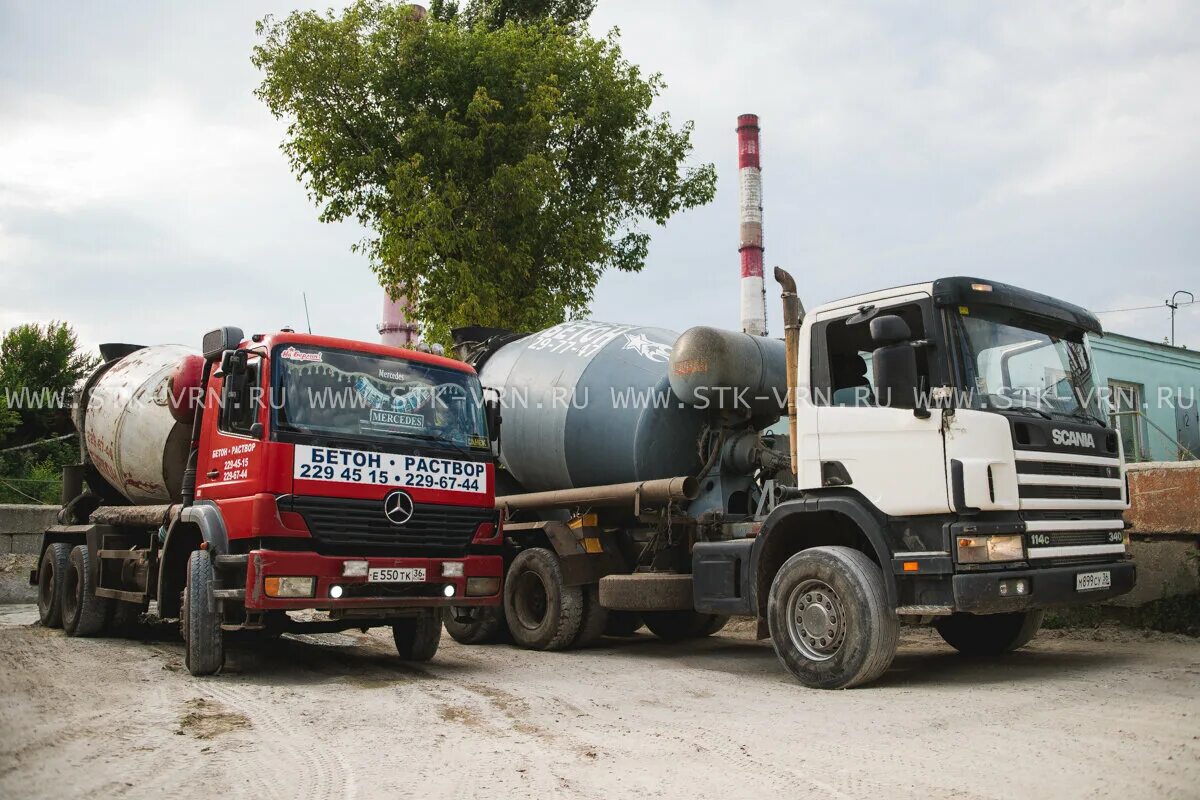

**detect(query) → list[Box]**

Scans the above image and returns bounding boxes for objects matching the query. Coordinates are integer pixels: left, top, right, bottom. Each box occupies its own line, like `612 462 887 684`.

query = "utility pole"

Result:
1167 290 1193 347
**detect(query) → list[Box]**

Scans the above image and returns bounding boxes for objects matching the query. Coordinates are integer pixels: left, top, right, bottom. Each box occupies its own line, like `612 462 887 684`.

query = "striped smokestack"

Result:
737 113 767 337
379 290 419 348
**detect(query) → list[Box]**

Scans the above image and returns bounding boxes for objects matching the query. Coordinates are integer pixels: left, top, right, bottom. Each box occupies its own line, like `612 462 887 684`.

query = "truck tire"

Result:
934 611 1045 656
504 547 582 651
36 542 72 628
442 607 508 645
182 550 224 676
604 610 643 637
62 545 111 637
393 610 441 661
642 610 728 641
767 546 899 690
572 585 609 648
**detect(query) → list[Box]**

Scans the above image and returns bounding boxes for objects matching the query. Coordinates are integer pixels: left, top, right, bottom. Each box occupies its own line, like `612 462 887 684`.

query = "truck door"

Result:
194 353 267 502
811 293 950 516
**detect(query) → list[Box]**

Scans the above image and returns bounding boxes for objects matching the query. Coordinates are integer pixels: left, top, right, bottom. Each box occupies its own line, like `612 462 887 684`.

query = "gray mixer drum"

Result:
478 321 707 492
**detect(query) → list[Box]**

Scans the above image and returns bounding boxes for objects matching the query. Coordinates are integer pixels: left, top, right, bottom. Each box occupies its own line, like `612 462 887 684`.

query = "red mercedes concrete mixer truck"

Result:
31 327 502 675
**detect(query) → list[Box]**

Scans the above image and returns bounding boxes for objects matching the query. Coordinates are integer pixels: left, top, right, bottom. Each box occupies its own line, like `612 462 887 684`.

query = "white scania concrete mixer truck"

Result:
447 269 1135 689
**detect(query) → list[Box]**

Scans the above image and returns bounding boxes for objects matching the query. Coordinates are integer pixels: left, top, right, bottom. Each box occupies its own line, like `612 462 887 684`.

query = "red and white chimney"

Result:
379 290 419 348
737 113 767 337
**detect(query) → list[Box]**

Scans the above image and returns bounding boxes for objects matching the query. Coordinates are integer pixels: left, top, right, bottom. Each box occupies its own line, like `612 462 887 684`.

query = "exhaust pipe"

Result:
496 476 699 512
773 267 804 474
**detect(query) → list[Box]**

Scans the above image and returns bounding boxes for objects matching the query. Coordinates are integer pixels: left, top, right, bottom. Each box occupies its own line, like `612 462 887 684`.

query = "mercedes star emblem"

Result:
383 490 415 526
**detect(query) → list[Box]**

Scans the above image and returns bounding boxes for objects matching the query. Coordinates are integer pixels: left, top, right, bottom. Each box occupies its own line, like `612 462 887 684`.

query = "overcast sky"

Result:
1 0 1197 354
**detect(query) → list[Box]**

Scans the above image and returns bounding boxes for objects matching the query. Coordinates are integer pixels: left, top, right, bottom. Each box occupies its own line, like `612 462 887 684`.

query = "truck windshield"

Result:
272 345 489 450
949 307 1104 424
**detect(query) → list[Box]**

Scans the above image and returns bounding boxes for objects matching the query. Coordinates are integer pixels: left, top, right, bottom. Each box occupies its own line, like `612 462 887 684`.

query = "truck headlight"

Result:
264 576 316 597
957 535 1024 563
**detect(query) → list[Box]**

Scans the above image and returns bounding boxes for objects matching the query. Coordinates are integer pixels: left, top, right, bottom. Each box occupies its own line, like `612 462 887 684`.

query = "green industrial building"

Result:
1089 332 1200 462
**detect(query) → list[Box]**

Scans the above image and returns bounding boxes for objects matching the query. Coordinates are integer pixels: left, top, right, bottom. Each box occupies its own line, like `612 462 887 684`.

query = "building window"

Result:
1108 380 1146 461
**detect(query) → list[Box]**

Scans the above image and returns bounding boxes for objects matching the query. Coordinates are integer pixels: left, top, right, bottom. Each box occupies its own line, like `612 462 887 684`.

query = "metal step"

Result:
96 587 148 603
214 554 249 568
97 549 148 561
213 588 246 601
895 605 953 617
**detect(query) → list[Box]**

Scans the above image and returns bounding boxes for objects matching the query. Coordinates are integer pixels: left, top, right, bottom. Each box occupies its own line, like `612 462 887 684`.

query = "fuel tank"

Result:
76 344 203 504
476 321 707 492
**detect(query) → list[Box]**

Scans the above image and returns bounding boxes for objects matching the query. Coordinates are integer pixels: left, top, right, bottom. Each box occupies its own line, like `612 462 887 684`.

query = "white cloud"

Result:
0 0 1197 354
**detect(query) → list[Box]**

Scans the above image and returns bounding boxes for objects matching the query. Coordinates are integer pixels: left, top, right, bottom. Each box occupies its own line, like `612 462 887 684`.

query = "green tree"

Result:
0 395 17 444
0 321 97 447
253 0 715 343
429 0 597 29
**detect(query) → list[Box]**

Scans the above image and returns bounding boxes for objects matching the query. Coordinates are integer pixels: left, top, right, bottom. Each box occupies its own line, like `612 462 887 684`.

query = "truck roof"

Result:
247 332 478 374
810 276 1102 335
810 281 935 316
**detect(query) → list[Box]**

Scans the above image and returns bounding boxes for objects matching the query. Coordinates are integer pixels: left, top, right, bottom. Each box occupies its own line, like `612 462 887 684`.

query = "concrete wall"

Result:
0 504 58 555
1126 461 1200 534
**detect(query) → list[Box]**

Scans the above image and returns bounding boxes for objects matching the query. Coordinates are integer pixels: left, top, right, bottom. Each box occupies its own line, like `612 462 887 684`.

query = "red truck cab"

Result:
175 329 502 671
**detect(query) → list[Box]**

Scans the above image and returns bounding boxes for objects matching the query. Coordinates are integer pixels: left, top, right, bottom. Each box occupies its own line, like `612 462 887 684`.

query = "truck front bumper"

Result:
952 561 1136 615
244 550 503 611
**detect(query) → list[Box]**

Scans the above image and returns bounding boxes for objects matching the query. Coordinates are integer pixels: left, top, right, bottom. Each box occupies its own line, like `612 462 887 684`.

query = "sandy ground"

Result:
1 606 1197 800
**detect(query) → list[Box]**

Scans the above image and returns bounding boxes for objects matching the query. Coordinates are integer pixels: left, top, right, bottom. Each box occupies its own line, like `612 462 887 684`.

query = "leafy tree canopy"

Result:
254 0 715 343
0 322 97 446
429 0 597 29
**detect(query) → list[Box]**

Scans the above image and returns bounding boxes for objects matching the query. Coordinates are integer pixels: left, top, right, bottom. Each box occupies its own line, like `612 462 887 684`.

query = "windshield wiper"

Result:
395 432 475 459
1068 407 1107 427
997 403 1052 420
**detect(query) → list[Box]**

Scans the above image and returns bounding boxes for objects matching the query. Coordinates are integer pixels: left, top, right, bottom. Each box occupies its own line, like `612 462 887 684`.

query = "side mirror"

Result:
870 314 911 345
870 315 919 410
202 326 244 361
485 397 502 444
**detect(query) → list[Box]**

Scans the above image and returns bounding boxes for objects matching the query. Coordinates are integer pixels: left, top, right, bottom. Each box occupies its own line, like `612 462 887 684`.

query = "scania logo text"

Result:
383 490 414 525
1051 428 1096 449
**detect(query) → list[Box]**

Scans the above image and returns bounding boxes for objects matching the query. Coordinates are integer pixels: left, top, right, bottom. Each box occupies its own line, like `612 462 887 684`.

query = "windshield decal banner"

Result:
293 444 487 494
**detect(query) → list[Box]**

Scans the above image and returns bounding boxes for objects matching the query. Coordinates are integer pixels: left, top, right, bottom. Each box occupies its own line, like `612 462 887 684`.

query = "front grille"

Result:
283 495 494 554
1018 485 1122 501
1027 530 1123 548
1015 460 1119 479
1022 509 1124 522
341 583 449 599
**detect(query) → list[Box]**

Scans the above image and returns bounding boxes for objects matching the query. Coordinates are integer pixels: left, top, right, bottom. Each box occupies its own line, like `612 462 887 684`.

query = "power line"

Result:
0 434 74 453
1093 299 1198 315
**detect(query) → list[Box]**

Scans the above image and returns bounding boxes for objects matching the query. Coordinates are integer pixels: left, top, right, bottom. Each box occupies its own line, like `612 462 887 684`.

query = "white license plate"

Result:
1075 570 1111 592
367 567 426 583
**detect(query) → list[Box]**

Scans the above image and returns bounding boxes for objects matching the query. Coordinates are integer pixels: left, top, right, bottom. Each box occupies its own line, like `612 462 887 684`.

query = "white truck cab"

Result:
733 276 1133 687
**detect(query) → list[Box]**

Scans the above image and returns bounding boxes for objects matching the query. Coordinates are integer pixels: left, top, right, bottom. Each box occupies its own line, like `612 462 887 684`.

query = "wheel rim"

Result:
512 570 548 631
62 562 80 623
785 579 846 661
38 559 54 610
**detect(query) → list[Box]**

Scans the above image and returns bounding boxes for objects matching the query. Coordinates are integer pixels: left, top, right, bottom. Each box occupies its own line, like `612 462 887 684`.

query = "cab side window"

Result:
815 303 929 406
218 357 262 436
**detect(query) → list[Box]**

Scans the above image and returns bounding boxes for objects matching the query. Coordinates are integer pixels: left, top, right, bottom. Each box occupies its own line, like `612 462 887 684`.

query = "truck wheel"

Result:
62 545 112 637
503 547 582 651
182 550 224 676
572 585 609 648
643 610 728 641
393 610 441 661
767 546 899 690
934 611 1045 656
604 611 643 637
36 542 72 628
442 606 508 645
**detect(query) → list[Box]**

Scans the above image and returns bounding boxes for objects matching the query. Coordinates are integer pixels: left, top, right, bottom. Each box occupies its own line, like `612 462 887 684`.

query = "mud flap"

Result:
692 539 755 615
